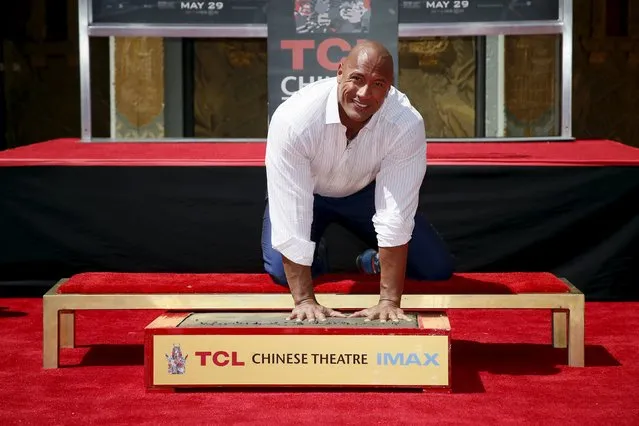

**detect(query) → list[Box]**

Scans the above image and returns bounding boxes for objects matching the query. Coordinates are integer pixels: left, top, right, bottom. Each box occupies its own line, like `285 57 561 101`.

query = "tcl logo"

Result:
194 351 245 367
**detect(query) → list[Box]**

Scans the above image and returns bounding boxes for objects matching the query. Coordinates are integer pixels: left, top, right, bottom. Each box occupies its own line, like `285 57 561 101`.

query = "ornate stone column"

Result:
112 37 165 139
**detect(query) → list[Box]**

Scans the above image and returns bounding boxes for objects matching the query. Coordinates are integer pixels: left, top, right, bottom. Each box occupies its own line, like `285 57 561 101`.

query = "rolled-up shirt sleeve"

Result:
265 116 316 266
373 117 427 247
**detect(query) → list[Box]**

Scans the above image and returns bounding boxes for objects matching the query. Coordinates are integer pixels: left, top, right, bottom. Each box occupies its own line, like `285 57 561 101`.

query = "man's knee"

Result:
426 258 454 281
264 261 288 286
408 253 455 281
408 215 455 281
269 273 289 286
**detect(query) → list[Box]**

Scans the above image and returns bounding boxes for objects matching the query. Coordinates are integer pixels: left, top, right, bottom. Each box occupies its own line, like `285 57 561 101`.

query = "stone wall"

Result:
572 0 639 146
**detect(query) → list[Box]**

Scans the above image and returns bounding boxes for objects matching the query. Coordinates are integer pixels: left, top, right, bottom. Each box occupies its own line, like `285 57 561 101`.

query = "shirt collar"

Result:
325 81 341 125
324 80 383 130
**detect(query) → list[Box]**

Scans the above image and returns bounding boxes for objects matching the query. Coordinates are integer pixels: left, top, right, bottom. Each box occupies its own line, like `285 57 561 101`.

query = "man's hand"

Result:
287 299 347 322
349 299 411 322
281 257 346 322
351 244 410 321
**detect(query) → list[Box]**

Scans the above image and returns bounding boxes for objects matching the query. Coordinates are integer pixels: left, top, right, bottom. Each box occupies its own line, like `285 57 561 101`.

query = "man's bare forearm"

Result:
378 244 408 305
282 256 316 305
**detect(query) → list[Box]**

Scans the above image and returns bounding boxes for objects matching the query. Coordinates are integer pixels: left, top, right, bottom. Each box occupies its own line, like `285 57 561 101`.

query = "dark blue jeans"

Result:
261 182 454 285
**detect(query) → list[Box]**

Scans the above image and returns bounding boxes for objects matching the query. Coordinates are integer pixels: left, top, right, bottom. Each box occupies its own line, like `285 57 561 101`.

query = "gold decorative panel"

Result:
398 37 476 138
193 37 475 139
194 39 268 138
113 37 165 138
504 35 559 137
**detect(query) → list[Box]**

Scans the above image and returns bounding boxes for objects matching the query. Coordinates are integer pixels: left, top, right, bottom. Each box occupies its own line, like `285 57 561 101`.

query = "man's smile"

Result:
352 99 370 111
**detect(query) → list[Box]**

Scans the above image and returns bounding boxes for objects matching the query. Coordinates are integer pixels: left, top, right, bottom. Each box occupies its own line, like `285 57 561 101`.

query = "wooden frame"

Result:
42 278 584 369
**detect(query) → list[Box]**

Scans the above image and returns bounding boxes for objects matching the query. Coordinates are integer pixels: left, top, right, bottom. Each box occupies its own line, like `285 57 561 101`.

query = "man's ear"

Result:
336 60 344 82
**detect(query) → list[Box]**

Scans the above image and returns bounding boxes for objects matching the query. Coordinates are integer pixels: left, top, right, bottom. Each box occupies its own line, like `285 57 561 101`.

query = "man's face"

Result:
336 50 392 124
340 1 367 23
299 2 312 16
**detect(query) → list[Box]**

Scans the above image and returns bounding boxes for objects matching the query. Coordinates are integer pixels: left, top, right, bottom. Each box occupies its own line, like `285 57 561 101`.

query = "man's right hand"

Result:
286 299 347 322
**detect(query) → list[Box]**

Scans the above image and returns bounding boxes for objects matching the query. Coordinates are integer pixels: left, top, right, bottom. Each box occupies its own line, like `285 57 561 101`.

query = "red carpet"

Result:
1 298 638 425
57 272 571 294
1 138 638 166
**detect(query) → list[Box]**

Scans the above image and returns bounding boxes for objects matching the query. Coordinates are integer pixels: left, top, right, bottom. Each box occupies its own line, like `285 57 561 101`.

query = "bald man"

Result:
263 40 454 322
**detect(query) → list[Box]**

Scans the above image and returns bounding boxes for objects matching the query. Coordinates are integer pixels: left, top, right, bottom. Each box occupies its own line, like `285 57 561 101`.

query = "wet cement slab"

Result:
177 312 419 329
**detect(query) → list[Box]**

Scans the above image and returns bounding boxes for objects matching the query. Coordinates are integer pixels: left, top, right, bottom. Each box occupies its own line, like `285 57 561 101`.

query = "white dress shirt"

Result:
265 77 427 266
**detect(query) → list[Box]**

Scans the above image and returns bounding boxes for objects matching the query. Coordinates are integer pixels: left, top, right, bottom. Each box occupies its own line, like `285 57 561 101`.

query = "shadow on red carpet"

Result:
0 306 27 318
65 339 620 395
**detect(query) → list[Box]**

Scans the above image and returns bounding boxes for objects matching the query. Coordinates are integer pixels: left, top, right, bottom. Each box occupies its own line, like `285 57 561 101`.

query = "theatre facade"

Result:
84 0 572 143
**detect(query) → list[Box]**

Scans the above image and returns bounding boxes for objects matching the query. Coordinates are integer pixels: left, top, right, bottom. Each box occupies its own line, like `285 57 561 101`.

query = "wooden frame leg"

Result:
568 303 585 367
552 310 568 348
60 311 75 348
43 302 60 369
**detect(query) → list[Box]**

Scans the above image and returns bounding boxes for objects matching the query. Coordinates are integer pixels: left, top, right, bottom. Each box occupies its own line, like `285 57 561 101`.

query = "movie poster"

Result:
91 0 558 24
91 0 268 24
267 0 399 120
398 0 559 23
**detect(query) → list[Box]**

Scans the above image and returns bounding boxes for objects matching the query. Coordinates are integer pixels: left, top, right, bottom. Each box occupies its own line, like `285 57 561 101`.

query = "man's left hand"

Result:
348 300 411 322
